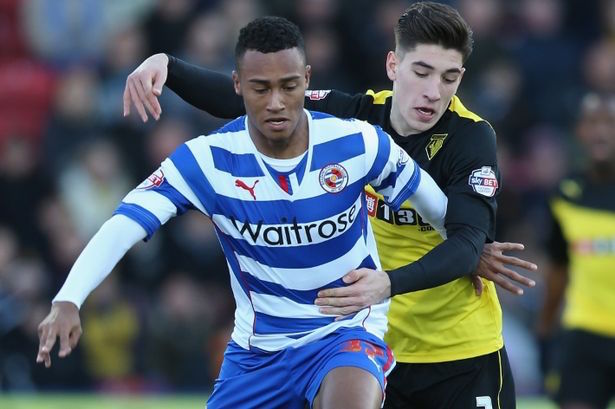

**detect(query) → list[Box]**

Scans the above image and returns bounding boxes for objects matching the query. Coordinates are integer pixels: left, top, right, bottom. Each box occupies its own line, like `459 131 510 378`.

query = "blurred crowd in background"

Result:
1 0 614 397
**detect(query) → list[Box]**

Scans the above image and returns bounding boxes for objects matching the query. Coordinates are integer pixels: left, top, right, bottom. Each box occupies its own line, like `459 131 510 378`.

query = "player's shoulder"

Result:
365 89 393 105
308 109 378 138
195 116 251 148
444 96 496 155
210 115 248 139
448 96 495 139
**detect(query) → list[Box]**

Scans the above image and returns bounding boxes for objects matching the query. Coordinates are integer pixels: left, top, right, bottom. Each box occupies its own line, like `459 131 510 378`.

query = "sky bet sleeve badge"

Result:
468 166 498 197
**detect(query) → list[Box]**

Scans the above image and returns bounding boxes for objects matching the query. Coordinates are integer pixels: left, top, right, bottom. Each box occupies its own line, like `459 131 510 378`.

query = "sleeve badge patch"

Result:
137 168 165 190
364 190 378 217
468 166 498 197
306 90 331 100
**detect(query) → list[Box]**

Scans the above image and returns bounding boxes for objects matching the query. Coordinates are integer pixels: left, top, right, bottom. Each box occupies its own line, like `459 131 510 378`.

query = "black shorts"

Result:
555 329 615 408
384 347 515 409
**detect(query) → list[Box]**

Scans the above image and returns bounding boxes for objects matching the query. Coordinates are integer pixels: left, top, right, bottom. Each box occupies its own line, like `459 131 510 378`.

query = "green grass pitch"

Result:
0 394 598 408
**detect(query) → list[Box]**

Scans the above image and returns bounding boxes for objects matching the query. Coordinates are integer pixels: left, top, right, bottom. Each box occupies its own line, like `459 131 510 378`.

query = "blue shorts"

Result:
207 328 395 409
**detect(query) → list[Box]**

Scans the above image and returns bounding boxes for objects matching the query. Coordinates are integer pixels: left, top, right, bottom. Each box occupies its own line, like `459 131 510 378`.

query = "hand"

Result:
36 301 82 368
473 241 537 296
315 268 391 317
123 53 169 122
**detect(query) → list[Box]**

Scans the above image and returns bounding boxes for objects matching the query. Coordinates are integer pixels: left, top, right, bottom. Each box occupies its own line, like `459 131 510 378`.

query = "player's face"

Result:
233 48 311 155
577 95 615 165
386 44 464 135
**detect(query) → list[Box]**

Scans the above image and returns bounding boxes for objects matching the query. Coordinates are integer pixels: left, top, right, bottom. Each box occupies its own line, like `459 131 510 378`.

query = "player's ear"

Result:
232 70 241 96
304 65 311 89
386 51 397 81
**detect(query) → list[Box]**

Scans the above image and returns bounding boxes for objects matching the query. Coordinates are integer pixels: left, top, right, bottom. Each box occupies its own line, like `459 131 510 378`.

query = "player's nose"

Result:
267 89 284 111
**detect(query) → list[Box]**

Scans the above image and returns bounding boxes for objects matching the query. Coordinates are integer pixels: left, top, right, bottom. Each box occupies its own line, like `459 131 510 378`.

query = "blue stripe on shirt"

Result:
245 276 346 305
149 180 194 215
310 132 365 171
216 225 251 298
309 110 335 120
113 202 161 240
215 178 364 225
242 255 377 304
213 116 246 134
254 312 335 335
210 146 265 177
365 126 391 183
387 160 422 211
169 143 217 215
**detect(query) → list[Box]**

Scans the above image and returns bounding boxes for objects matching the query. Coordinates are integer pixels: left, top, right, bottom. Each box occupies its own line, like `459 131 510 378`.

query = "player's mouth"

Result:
265 117 290 131
415 107 437 122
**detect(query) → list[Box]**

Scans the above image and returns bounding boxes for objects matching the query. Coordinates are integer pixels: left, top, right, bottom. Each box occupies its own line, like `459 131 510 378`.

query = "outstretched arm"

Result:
36 215 146 367
123 54 244 122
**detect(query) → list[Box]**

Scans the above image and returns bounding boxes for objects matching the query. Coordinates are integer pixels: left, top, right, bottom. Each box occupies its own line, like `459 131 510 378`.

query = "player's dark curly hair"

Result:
235 16 306 67
395 2 473 62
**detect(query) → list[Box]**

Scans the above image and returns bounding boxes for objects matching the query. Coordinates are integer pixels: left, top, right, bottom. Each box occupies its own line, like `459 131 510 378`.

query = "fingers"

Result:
69 328 82 349
492 242 525 252
491 274 525 295
316 295 363 308
319 305 362 316
497 255 538 272
152 71 166 97
471 275 484 296
122 82 131 117
496 266 536 287
342 269 363 284
134 76 160 120
317 285 356 299
58 330 72 358
36 325 48 365
37 327 57 368
127 81 148 122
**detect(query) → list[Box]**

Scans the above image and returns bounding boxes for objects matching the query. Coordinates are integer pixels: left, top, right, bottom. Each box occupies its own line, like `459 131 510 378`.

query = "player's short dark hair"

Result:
235 16 306 67
395 1 473 63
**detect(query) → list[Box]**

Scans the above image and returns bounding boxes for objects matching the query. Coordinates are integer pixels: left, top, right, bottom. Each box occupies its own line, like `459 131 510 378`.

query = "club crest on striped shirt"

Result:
136 168 164 190
319 163 348 193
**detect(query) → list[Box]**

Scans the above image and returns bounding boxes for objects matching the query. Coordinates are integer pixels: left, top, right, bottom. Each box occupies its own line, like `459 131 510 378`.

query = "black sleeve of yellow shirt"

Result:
165 61 382 122
303 89 385 120
442 120 500 240
166 55 245 118
386 223 486 296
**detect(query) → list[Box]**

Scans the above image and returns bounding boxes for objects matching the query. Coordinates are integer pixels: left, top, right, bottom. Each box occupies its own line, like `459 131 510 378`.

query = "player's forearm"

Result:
386 224 486 296
52 215 146 309
166 55 245 118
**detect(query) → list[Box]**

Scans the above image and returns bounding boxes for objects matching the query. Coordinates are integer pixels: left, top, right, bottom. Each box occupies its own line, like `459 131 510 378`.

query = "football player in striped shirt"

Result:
121 3 538 408
37 17 449 409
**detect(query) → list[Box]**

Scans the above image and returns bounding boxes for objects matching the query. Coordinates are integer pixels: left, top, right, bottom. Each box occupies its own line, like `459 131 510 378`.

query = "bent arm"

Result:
53 215 147 308
166 55 244 118
387 224 485 295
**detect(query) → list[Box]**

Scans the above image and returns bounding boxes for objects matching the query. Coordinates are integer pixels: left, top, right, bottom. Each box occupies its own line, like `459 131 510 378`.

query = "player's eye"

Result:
443 76 458 84
414 71 428 78
283 84 297 91
254 88 268 94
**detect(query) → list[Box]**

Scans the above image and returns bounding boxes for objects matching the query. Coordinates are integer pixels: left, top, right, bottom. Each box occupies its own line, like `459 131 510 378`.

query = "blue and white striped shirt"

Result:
115 110 439 351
